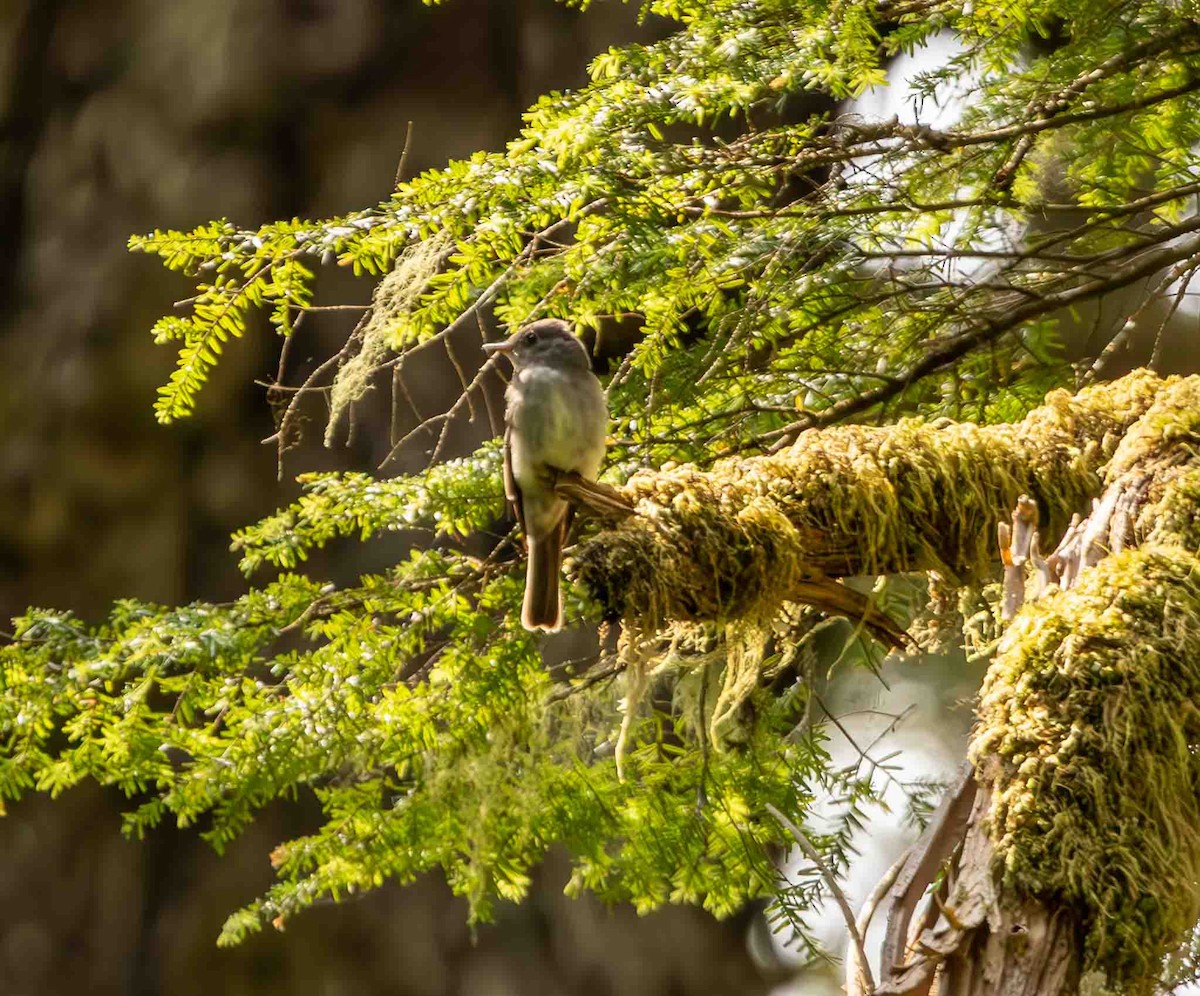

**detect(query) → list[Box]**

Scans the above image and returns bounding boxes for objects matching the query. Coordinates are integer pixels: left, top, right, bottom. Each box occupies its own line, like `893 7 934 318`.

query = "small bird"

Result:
483 319 608 631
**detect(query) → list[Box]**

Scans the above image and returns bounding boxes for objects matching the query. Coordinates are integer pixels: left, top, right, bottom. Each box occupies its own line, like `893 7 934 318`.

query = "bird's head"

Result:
482 319 592 372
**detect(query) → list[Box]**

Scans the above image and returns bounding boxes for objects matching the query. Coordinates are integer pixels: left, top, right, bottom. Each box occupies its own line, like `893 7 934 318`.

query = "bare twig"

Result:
879 765 976 985
847 847 913 996
992 26 1200 190
545 656 625 703
767 222 1200 449
999 495 1039 620
394 120 415 188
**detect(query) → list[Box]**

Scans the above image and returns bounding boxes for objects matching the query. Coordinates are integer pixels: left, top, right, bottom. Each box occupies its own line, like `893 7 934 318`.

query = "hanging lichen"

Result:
324 231 452 447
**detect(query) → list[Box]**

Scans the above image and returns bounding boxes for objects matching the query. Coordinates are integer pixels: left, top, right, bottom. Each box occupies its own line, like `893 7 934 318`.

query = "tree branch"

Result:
764 221 1200 446
571 370 1178 630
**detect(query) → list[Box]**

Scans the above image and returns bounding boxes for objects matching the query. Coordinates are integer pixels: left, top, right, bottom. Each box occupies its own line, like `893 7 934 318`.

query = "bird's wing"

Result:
503 425 526 539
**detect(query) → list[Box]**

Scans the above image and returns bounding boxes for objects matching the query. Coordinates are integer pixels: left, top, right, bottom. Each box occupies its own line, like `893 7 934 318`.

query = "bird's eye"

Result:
524 331 537 345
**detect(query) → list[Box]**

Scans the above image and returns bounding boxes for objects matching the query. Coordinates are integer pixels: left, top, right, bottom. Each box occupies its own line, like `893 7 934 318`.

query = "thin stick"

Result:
444 334 477 423
394 120 415 189
475 310 503 438
278 308 302 377
765 803 876 996
391 364 423 448
546 655 625 702
847 847 912 996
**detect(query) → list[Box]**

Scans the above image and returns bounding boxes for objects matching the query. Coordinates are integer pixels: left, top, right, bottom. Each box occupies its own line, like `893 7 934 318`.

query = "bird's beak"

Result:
482 341 513 355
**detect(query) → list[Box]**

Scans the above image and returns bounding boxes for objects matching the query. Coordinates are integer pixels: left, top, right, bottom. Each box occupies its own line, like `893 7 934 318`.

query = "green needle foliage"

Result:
5 0 1200 956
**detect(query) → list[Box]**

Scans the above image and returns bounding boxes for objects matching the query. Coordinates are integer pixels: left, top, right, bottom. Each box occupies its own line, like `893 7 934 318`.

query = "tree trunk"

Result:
874 764 1081 996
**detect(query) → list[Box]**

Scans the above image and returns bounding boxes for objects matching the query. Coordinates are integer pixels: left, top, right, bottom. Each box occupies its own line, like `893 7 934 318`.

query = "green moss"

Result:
969 378 1200 991
1146 467 1200 551
972 545 1200 990
575 370 1200 982
1104 375 1200 483
570 371 1188 760
1102 377 1200 553
572 369 1172 630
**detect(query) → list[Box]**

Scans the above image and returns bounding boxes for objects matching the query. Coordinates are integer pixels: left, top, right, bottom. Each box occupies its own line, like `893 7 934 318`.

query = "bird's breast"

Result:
507 366 607 486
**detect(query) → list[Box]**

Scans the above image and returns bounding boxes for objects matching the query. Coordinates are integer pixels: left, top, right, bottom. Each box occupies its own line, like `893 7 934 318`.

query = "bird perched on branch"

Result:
483 319 608 631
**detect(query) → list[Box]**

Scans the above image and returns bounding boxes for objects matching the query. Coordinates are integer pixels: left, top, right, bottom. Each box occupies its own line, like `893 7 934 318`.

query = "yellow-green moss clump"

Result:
1103 374 1200 483
572 369 1172 629
1147 466 1200 550
972 546 1200 990
1104 376 1200 552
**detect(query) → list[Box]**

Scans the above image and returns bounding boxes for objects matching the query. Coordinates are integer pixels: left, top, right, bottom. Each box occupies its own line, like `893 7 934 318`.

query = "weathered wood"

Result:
877 764 978 995
875 765 1080 996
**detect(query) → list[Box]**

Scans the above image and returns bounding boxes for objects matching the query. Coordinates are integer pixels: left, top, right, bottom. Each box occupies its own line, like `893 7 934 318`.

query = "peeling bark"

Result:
876 763 1080 996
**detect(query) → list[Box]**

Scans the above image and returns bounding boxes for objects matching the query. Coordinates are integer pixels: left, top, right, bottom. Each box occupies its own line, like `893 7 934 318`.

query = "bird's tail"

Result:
523 516 566 631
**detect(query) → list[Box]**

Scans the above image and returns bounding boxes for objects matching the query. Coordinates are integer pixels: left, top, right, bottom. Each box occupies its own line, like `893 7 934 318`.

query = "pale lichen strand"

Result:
323 232 451 448
571 369 1170 631
971 376 1200 992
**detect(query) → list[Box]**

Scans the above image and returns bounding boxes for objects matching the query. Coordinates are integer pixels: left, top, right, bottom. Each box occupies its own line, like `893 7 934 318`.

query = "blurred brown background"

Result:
0 2 774 993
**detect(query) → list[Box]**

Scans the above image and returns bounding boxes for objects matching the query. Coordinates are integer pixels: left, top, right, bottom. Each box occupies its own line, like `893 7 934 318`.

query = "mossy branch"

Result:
974 545 1200 990
570 369 1174 631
